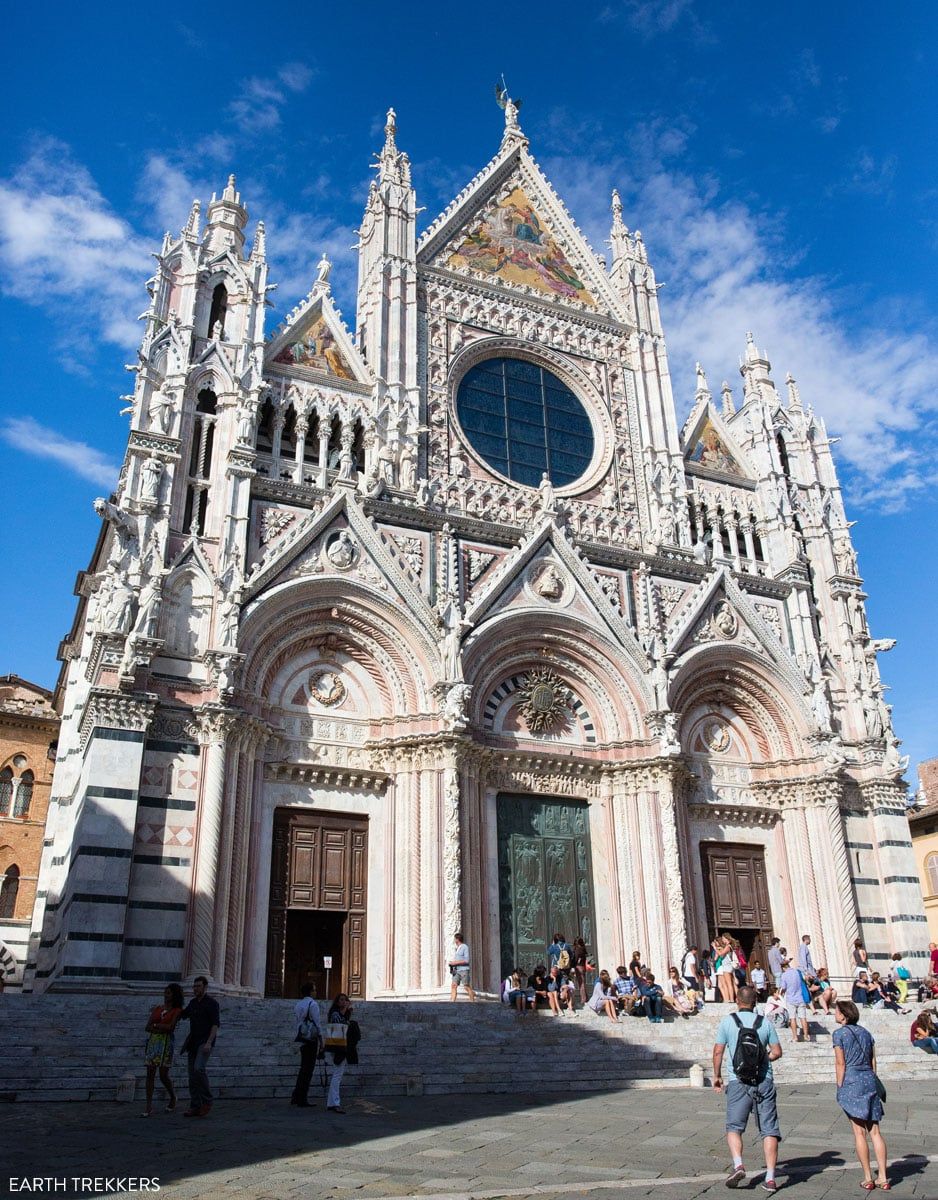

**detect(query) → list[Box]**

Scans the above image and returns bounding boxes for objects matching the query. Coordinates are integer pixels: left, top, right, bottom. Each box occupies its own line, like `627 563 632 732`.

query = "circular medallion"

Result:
309 669 345 707
517 667 573 733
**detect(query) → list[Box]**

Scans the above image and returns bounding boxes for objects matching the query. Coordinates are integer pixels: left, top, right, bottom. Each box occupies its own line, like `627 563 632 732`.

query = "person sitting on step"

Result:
587 969 619 1022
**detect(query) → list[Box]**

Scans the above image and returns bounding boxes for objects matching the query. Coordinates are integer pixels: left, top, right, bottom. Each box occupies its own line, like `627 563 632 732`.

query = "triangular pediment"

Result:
682 406 752 480
463 517 651 695
667 567 806 695
418 146 627 320
265 290 370 385
242 486 436 631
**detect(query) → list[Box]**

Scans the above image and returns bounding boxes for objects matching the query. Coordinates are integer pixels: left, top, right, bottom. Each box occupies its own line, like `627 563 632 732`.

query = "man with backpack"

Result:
547 932 573 973
713 984 784 1191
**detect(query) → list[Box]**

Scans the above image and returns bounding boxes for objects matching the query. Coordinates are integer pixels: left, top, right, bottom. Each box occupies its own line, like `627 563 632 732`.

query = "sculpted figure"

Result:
148 390 174 434
537 472 556 514
326 529 357 569
140 456 163 506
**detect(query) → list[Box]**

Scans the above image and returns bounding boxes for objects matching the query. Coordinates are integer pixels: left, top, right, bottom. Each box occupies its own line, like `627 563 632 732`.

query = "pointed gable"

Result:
265 288 370 386
446 184 597 307
272 310 355 379
683 409 751 479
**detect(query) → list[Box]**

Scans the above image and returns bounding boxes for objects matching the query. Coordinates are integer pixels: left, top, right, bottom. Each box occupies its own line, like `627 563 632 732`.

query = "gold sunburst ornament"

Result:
517 668 572 733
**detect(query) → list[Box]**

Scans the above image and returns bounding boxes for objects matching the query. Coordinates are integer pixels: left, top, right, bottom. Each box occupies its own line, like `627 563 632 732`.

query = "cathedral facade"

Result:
26 102 928 998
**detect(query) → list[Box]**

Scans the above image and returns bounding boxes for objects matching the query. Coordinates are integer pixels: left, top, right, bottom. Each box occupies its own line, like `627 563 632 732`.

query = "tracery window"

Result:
13 770 33 819
0 768 11 816
183 388 217 536
456 357 594 488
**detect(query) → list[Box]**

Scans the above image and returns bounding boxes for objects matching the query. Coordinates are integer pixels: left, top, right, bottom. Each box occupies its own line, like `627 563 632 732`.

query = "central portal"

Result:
496 793 596 977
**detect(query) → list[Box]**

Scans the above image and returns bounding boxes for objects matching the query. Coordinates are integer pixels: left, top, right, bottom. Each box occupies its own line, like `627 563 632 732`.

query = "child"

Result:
750 959 767 1001
763 986 788 1029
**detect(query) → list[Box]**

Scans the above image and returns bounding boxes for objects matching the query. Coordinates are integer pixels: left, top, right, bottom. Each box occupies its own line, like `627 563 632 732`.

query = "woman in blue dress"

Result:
833 1000 890 1191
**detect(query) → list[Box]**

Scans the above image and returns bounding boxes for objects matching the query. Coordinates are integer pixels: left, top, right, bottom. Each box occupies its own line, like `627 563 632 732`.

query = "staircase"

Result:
0 995 933 1103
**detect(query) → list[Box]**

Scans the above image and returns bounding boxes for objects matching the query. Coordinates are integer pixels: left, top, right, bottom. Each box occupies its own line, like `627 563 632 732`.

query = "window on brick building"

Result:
13 770 33 819
0 865 18 919
0 768 12 817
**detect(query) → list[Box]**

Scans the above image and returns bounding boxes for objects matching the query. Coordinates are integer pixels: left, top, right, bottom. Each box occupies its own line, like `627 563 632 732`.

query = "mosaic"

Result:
273 312 354 378
687 417 744 475
447 186 596 306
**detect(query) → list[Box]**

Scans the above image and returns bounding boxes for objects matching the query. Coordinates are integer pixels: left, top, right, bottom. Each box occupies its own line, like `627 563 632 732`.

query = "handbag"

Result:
295 1000 320 1044
323 1021 348 1049
799 972 812 1005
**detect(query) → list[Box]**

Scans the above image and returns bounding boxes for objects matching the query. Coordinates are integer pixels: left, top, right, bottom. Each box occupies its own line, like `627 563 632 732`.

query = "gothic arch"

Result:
239 578 439 716
464 609 651 744
669 645 812 763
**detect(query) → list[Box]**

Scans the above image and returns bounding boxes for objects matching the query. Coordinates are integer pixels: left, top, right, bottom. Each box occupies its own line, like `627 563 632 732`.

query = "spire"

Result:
694 362 712 404
609 188 632 264
205 173 248 254
786 371 802 409
721 380 736 417
183 198 201 241
250 220 266 261
745 330 760 363
739 330 774 403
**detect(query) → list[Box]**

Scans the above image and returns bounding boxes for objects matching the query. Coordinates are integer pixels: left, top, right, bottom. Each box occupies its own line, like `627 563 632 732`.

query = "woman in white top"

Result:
587 969 619 1022
763 987 788 1028
503 969 527 1012
663 967 695 1016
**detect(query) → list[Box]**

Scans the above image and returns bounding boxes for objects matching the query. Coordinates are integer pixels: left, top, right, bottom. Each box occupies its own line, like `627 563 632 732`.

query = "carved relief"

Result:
517 668 573 733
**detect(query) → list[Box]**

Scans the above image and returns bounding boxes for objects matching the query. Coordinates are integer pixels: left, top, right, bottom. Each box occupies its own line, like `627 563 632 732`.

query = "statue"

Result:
236 401 256 446
93 497 140 575
711 600 738 639
140 456 163 506
534 563 563 601
216 591 241 647
132 572 163 637
326 529 357 569
441 682 472 730
537 472 556 514
399 444 416 492
338 446 355 480
316 253 331 286
438 595 464 681
148 390 174 434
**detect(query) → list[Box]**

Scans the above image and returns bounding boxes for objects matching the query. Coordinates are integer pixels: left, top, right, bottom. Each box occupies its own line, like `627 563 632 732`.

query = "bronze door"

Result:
497 794 595 978
266 808 367 999
700 842 773 971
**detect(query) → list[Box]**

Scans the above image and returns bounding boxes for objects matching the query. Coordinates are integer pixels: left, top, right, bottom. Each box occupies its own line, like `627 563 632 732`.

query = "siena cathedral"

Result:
25 100 928 999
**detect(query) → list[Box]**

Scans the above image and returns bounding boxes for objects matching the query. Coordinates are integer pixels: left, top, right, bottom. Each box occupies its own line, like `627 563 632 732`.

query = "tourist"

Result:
613 964 637 1015
712 983 783 1192
587 969 619 1022
853 939 870 976
448 931 476 1002
179 975 220 1118
715 936 738 1004
547 932 573 973
527 963 550 1010
503 968 528 1013
291 980 321 1108
778 957 810 1043
852 971 878 1007
324 992 360 1114
559 971 577 1012
869 972 910 1015
810 967 837 1015
681 944 701 991
930 941 938 977
763 987 788 1030
832 1000 890 1191
887 953 911 1005
910 1010 938 1054
663 966 695 1017
916 973 938 1003
733 939 749 988
546 966 564 1015
142 983 183 1116
750 959 767 1002
699 948 715 1000
767 938 783 988
638 972 665 1023
572 937 591 1003
628 949 645 986
797 934 815 978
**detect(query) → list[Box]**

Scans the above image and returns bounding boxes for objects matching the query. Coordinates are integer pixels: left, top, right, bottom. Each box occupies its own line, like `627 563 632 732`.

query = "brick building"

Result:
0 675 57 987
910 758 938 944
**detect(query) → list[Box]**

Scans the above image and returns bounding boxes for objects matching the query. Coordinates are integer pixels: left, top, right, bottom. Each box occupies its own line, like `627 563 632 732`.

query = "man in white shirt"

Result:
291 981 322 1107
681 945 700 990
449 931 476 1001
766 939 783 986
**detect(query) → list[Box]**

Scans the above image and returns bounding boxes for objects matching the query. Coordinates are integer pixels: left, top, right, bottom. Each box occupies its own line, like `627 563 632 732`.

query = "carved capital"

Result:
79 687 158 751
196 704 243 744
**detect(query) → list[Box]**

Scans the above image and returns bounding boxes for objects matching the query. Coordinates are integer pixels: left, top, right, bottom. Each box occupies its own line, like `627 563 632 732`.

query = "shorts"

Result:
453 966 470 986
725 1078 782 1140
788 1003 809 1019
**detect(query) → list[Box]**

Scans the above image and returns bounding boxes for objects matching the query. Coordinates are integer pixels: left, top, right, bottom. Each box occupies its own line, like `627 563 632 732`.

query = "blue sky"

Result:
1 2 935 782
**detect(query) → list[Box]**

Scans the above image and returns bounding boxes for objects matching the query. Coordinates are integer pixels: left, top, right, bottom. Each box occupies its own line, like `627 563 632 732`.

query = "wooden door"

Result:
700 842 773 964
266 808 367 999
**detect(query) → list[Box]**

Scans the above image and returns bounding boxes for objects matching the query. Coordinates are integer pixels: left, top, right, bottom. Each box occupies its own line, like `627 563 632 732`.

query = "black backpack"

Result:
731 1013 767 1085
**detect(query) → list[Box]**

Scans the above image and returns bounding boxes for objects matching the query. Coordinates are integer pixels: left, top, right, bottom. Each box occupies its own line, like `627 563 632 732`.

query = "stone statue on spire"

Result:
495 78 526 147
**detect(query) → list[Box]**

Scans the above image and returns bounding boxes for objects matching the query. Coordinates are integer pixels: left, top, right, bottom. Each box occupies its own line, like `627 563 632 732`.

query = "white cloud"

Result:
0 138 151 348
603 0 698 38
229 61 313 134
543 139 938 511
0 417 120 487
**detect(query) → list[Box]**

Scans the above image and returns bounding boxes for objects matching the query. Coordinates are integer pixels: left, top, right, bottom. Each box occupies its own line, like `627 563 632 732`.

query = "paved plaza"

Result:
4 1082 936 1200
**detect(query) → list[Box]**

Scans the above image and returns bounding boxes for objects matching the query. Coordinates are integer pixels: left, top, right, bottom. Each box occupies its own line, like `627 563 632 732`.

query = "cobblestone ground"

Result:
4 1083 936 1200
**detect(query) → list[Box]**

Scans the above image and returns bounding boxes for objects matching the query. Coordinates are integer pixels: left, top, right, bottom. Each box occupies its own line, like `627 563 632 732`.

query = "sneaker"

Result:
761 1180 778 1192
726 1165 746 1189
